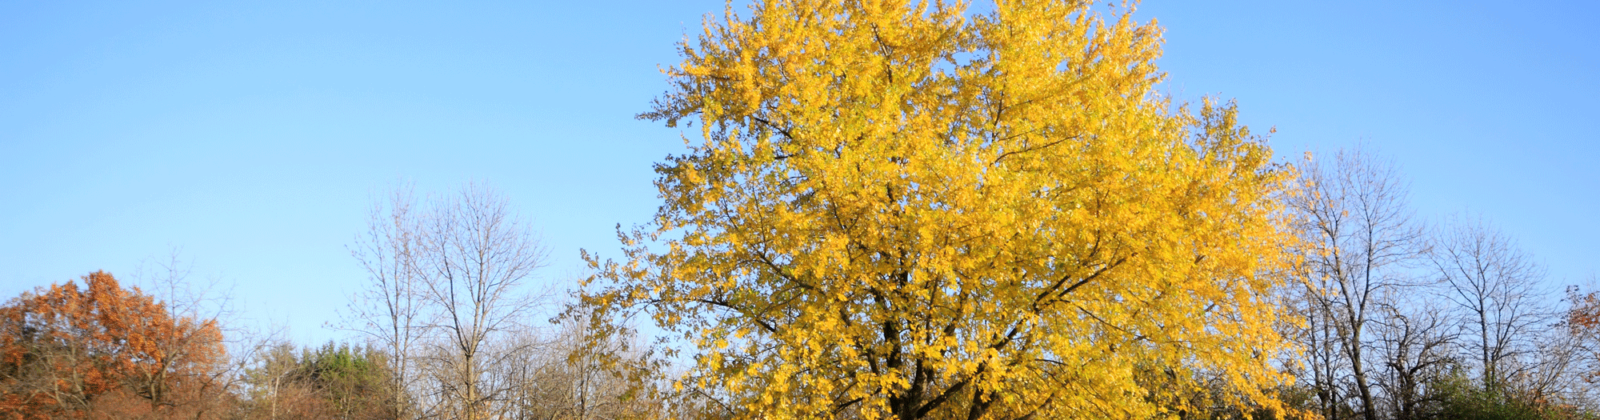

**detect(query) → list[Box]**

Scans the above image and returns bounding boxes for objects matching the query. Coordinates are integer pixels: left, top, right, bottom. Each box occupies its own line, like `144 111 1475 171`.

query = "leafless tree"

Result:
347 185 427 420
1290 147 1427 420
1284 271 1355 419
347 183 549 420
1429 216 1548 394
415 183 549 420
1373 298 1456 420
499 310 664 420
132 251 260 420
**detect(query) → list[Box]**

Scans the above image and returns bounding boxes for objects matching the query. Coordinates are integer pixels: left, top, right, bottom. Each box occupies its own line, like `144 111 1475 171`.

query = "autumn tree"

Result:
131 251 251 420
580 0 1300 418
0 271 227 419
1561 281 1600 407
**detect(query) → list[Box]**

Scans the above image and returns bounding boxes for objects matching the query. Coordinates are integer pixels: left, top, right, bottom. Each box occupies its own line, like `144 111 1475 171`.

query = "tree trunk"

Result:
1349 337 1378 420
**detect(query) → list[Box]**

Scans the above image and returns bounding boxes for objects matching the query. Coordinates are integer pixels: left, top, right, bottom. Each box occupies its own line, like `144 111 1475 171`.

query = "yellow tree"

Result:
581 0 1300 418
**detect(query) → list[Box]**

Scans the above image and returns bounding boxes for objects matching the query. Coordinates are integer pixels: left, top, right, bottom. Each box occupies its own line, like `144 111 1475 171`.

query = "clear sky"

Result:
3 1 1596 347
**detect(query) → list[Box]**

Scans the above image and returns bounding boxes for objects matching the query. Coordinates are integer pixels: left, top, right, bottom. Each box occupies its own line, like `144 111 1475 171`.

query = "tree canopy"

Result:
581 0 1300 418
0 271 226 419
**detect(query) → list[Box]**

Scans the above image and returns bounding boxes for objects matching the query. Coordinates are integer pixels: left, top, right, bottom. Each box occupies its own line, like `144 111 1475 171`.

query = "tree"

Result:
348 185 427 420
347 183 550 420
0 271 227 419
131 251 251 420
238 341 397 420
417 184 549 420
498 312 663 420
1559 282 1600 408
1289 147 1427 420
237 341 397 420
1373 300 1455 420
581 1 1300 418
1431 217 1549 394
240 342 324 420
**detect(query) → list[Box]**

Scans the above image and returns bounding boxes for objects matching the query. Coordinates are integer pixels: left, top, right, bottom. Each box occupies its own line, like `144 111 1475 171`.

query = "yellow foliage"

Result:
583 0 1299 418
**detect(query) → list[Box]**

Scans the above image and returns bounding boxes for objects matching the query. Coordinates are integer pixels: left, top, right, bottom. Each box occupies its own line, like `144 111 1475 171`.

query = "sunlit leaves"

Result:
585 0 1299 418
0 272 225 419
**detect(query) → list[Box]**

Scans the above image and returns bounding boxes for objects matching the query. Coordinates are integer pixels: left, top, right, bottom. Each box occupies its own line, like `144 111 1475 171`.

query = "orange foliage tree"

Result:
1568 287 1600 384
0 271 226 419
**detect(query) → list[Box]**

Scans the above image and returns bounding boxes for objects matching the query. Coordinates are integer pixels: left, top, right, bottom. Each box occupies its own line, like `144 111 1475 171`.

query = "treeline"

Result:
0 186 662 419
1278 148 1600 420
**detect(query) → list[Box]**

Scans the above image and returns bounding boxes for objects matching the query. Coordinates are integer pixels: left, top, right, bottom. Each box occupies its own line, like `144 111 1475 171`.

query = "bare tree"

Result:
347 185 427 420
348 183 549 420
1374 298 1456 420
1285 269 1356 420
132 251 259 420
416 183 549 420
1430 217 1548 393
1290 148 1427 420
497 309 665 420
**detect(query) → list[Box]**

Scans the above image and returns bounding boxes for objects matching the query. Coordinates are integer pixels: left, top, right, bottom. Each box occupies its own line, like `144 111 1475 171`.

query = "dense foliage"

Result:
236 342 395 420
0 271 227 419
581 0 1300 418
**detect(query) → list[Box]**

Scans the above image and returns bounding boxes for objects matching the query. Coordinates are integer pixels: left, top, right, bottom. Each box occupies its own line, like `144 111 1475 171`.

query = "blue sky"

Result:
2 1 1595 346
